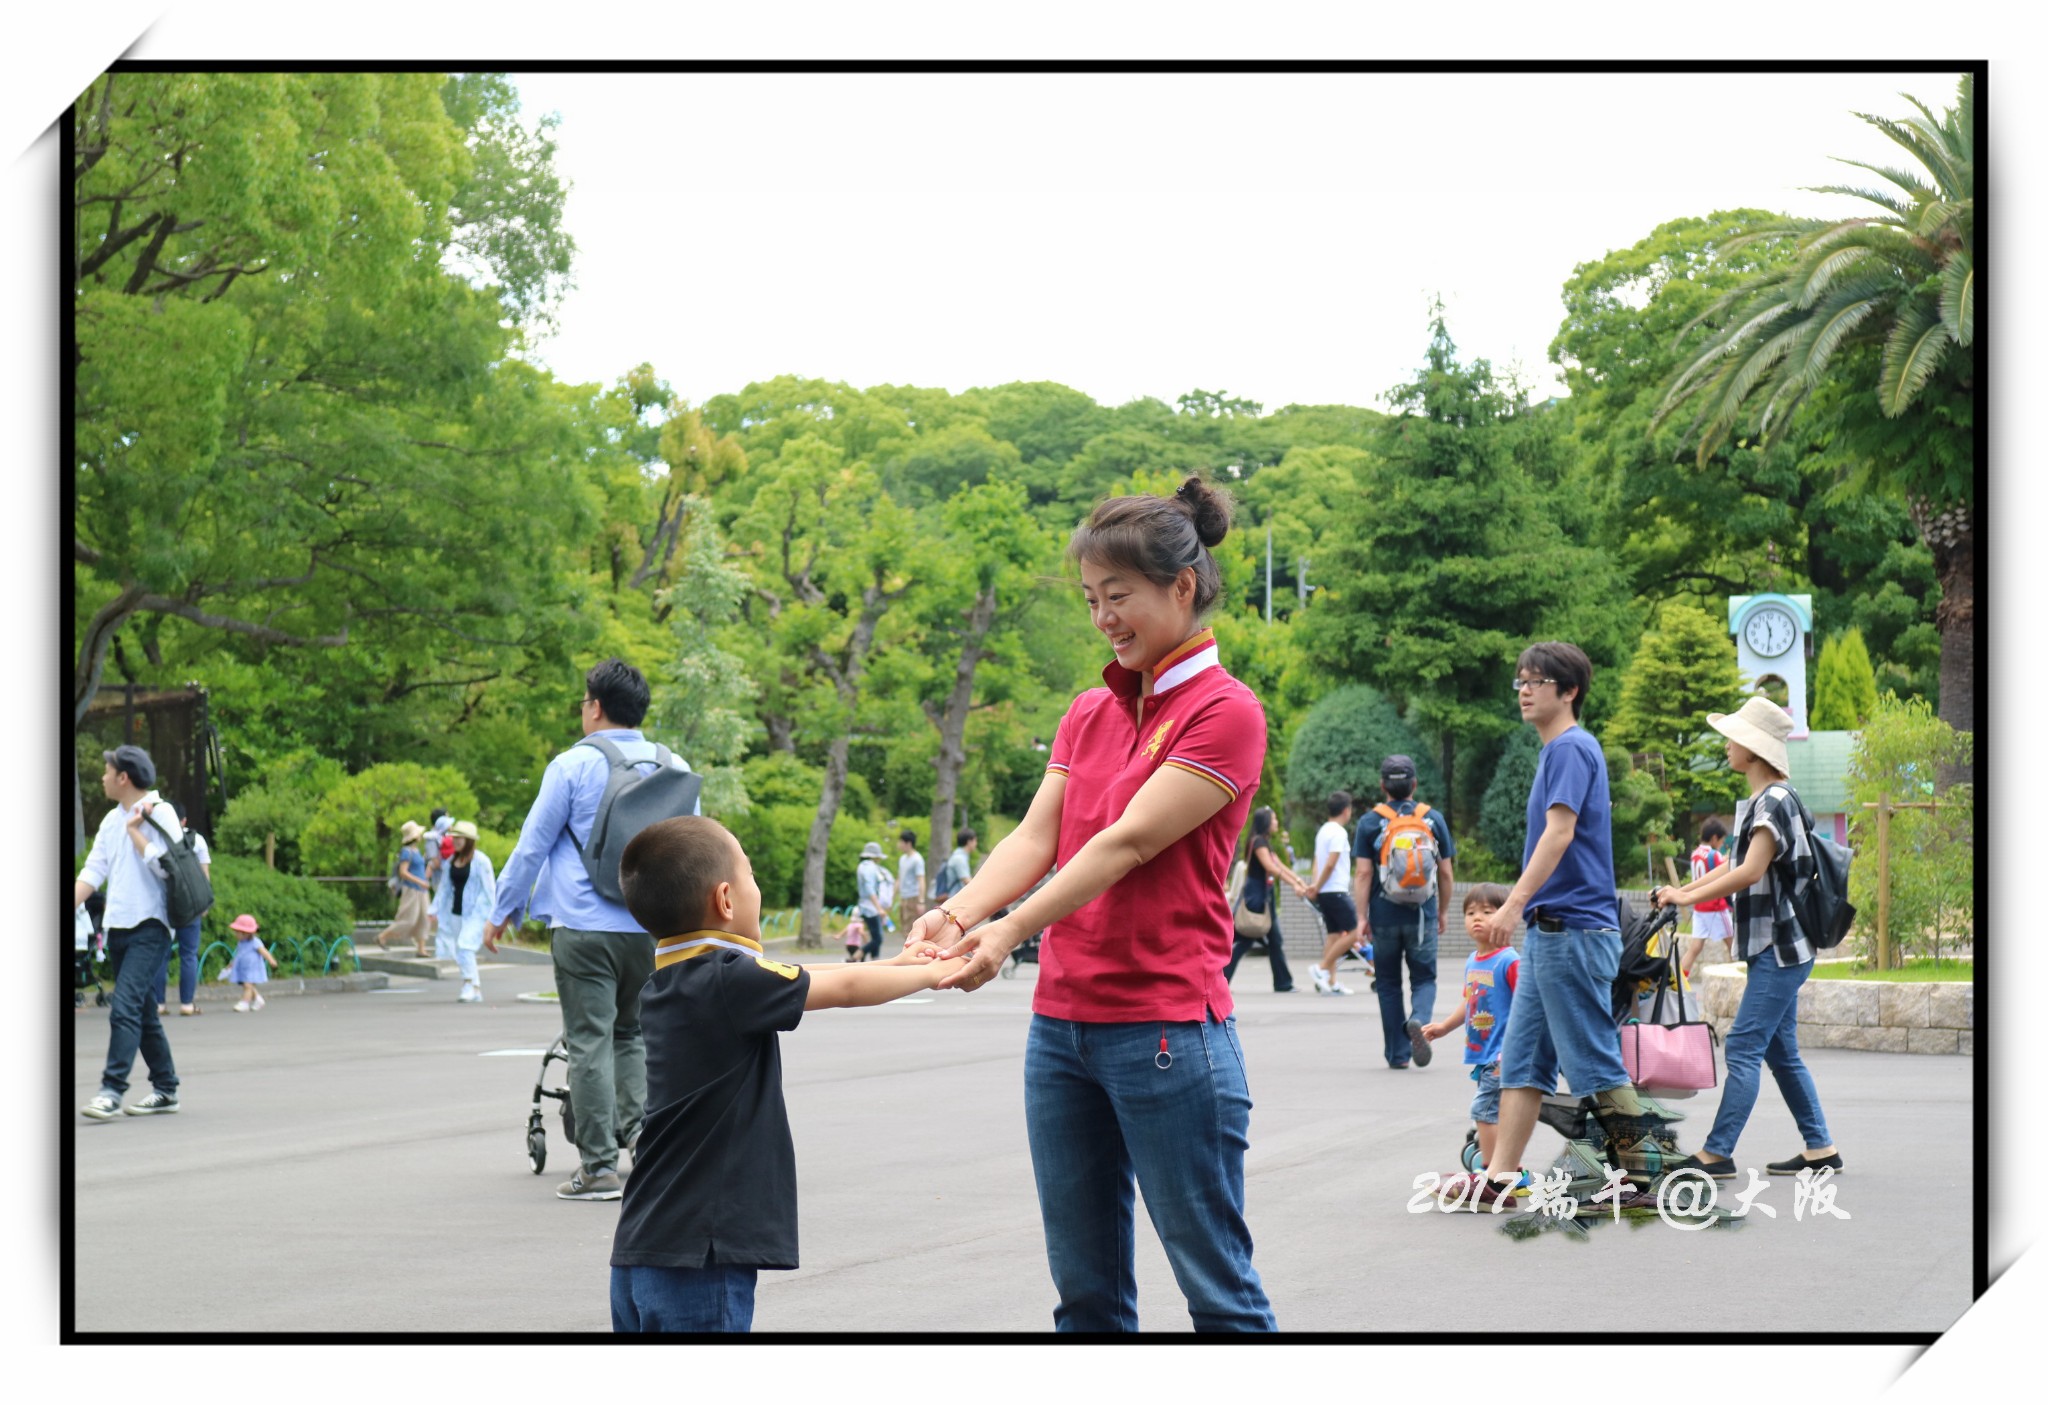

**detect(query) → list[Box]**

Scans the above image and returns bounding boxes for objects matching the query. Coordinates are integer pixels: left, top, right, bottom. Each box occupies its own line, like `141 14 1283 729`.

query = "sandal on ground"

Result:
179 1005 200 1016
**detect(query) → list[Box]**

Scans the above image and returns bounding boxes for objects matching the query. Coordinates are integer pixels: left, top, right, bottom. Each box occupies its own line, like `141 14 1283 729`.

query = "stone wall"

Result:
1694 962 1973 1055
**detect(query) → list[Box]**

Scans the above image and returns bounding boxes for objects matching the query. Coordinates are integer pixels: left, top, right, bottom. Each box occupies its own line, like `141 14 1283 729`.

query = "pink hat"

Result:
229 913 260 935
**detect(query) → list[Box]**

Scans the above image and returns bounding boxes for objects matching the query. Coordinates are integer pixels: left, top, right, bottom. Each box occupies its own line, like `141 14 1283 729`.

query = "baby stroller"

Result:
74 898 108 1008
524 1034 574 1175
1000 908 1044 977
1453 894 1696 1190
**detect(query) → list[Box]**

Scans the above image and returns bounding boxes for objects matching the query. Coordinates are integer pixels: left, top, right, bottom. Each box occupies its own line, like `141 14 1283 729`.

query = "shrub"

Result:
214 748 347 871
1285 685 1441 828
198 854 356 981
301 763 480 916
1479 728 1541 867
1845 694 1973 965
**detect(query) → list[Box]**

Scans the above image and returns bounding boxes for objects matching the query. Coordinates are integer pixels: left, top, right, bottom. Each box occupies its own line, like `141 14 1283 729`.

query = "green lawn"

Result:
1808 958 1972 983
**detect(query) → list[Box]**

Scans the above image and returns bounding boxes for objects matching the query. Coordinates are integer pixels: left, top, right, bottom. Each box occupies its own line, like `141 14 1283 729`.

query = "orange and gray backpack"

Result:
1371 802 1441 907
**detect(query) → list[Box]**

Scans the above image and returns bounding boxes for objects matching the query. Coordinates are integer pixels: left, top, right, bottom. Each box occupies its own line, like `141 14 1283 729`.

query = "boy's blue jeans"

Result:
1704 956 1832 1158
1368 897 1438 1065
610 1263 757 1333
1023 1012 1277 1333
1498 926 1632 1096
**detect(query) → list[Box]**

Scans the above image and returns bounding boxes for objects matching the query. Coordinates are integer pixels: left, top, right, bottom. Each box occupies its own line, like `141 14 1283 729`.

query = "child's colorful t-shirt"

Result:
1461 945 1520 1068
1689 843 1730 912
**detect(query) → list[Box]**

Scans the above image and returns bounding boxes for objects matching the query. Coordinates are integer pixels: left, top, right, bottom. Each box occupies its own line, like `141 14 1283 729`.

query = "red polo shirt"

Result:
1035 628 1267 1024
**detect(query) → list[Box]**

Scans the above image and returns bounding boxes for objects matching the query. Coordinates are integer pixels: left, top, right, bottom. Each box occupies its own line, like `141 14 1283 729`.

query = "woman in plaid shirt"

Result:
1653 695 1843 1180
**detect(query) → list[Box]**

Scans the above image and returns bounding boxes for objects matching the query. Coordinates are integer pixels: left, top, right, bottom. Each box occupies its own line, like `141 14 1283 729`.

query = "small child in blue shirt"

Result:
1417 884 1523 1180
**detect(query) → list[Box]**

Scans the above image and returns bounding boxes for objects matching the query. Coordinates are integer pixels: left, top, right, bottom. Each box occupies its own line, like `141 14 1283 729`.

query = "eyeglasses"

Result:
1509 677 1557 694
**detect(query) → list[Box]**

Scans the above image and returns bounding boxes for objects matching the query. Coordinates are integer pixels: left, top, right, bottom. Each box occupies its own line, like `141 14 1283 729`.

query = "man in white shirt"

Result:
74 745 183 1119
1309 791 1358 996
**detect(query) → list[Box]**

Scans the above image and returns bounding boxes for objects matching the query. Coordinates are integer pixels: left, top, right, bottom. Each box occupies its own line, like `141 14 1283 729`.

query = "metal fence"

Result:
1266 879 1663 965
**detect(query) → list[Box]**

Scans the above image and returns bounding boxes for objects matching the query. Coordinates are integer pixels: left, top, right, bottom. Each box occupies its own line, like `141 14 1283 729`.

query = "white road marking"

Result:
480 1049 552 1057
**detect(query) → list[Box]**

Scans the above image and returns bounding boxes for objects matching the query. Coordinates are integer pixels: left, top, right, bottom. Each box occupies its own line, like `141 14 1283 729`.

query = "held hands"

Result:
483 920 505 953
934 915 1021 993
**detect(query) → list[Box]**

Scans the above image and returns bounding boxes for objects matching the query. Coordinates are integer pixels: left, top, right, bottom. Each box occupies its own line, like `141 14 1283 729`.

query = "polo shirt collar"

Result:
1101 627 1220 701
653 928 764 969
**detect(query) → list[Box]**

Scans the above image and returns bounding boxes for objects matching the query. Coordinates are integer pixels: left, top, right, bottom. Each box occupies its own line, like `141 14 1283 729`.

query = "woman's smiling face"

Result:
1079 558 1195 677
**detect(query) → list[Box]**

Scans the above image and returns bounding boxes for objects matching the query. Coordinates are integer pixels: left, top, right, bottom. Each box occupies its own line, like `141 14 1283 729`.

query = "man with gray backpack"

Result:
486 659 701 1201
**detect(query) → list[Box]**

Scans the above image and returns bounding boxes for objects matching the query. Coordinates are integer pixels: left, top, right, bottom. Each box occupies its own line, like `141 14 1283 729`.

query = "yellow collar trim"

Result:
654 929 764 969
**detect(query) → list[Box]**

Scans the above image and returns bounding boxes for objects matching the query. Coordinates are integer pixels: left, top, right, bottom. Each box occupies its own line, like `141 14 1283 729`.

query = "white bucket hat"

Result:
860 841 886 859
1707 694 1793 777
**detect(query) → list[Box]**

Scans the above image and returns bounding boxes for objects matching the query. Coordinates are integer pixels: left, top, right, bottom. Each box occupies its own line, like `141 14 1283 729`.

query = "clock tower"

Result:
1728 593 1813 739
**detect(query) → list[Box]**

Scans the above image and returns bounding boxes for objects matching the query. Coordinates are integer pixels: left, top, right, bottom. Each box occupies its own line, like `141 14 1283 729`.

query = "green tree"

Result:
1810 627 1881 730
1844 695 1973 965
725 435 923 944
1655 78 1974 763
299 762 480 916
1479 728 1542 871
1305 310 1628 818
1605 603 1750 846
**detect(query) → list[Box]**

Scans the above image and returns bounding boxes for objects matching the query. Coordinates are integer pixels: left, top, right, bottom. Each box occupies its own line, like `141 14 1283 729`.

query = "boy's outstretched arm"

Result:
1419 1005 1465 1042
802 957 967 1011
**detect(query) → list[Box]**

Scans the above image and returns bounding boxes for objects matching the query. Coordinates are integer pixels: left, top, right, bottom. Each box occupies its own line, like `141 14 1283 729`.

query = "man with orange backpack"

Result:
1350 755 1456 1069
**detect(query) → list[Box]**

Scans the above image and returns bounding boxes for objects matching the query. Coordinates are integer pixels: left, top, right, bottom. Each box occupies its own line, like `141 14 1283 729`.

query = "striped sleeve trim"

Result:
1044 761 1070 776
1162 756 1238 800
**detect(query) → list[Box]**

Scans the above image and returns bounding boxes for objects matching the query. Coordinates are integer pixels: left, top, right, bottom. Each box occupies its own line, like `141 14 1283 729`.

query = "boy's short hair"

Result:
898 829 917 846
1700 818 1728 842
956 826 976 846
1516 640 1593 719
1463 882 1513 913
1327 790 1353 818
620 816 737 936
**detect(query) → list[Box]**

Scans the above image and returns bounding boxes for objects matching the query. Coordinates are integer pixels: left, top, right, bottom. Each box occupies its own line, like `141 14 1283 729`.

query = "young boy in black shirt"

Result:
609 815 964 1333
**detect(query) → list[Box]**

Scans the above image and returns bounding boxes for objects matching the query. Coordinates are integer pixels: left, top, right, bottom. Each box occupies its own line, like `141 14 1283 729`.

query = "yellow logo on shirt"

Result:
755 958 801 981
1143 718 1176 760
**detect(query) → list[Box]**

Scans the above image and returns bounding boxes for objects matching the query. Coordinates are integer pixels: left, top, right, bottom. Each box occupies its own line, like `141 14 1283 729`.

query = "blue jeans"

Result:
1368 898 1437 1065
102 922 178 1098
1023 1013 1276 1333
1704 956 1832 1158
610 1264 757 1333
1498 927 1631 1096
160 919 201 1007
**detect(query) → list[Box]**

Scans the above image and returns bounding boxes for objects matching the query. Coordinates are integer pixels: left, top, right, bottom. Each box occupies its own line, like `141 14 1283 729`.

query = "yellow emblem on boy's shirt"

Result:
755 958 801 980
1143 718 1175 759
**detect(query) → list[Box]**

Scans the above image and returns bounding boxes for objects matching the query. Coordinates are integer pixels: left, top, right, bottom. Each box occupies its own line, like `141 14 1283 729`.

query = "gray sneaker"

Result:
125 1090 180 1115
557 1167 624 1201
81 1093 121 1121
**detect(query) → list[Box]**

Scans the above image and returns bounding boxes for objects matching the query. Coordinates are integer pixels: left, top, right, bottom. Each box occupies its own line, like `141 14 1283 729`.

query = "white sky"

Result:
506 69 1964 412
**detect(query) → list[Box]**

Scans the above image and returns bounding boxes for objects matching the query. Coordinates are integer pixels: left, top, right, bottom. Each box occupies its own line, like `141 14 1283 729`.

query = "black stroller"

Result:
999 908 1045 977
74 894 109 1008
525 1034 574 1174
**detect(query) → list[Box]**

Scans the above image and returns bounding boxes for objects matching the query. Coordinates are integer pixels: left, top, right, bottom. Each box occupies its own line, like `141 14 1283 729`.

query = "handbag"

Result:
1229 859 1274 940
1618 943 1718 1093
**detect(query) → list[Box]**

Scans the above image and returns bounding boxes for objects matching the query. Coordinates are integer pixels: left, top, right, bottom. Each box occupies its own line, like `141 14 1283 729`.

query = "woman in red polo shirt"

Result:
905 476 1275 1333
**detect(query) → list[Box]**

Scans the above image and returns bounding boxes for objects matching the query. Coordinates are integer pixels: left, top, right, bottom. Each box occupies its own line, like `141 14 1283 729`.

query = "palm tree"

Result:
1653 75 1974 771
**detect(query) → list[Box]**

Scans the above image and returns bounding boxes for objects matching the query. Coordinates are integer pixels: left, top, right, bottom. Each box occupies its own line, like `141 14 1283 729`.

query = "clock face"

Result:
1743 605 1798 659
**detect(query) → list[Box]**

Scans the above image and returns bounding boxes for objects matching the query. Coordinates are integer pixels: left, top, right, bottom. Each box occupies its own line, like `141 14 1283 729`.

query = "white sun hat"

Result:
1706 693 1793 777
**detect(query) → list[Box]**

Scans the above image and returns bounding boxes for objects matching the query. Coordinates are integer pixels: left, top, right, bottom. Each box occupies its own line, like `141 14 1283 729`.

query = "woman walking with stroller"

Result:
1654 695 1843 1179
433 821 497 1003
227 913 277 1012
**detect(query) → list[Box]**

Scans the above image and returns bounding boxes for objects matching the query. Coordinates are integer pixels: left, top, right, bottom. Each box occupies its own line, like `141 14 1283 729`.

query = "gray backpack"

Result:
568 735 703 902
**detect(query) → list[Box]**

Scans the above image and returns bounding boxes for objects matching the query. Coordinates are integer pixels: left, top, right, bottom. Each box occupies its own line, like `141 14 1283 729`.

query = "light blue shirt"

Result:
489 729 696 934
856 859 894 918
435 849 497 950
77 791 179 930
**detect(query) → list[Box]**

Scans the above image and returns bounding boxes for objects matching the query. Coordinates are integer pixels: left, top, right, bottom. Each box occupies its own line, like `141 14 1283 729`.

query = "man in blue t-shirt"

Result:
1468 642 1647 1208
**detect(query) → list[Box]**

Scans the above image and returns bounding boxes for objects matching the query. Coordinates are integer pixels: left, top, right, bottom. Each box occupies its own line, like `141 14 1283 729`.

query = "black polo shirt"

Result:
610 930 810 1270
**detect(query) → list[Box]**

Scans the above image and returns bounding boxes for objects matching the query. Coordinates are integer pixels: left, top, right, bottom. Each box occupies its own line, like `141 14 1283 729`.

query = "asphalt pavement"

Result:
70 954 1974 1334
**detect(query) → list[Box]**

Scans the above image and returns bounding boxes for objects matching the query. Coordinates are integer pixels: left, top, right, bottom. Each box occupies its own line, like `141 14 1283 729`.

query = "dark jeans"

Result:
1024 1013 1276 1332
160 919 202 1007
552 928 655 1176
860 913 885 961
610 1263 758 1333
1368 897 1438 1066
103 921 178 1098
1223 896 1293 991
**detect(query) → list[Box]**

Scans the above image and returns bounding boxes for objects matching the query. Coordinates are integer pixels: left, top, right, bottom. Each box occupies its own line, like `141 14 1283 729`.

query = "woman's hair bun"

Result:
1174 475 1232 549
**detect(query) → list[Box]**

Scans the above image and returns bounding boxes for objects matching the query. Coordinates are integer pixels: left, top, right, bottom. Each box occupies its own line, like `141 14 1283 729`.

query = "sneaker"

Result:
1765 1150 1845 1175
458 983 482 1003
251 993 265 1011
125 1090 180 1116
81 1093 122 1121
1438 1172 1522 1212
1327 979 1352 996
1310 966 1332 994
1667 1152 1739 1180
557 1168 624 1201
233 1000 251 1013
1404 1019 1432 1066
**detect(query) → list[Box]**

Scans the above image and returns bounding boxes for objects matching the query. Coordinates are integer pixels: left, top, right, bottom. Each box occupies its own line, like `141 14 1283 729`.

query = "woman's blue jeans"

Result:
1023 1012 1277 1333
610 1263 757 1333
1704 956 1832 1158
160 919 202 1007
